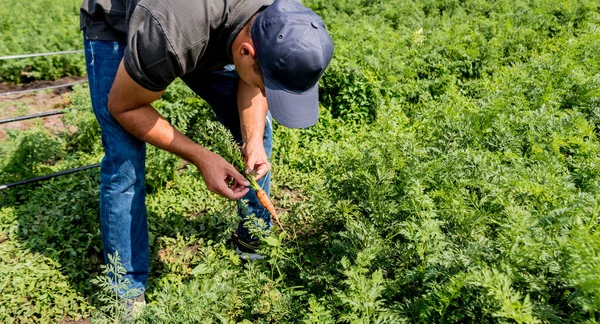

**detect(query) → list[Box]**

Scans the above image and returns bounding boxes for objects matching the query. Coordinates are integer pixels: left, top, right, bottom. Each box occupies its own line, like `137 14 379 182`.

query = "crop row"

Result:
1 0 600 322
0 0 85 83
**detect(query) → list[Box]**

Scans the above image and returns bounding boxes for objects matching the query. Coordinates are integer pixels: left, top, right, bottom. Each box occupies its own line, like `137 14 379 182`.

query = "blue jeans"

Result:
83 34 272 293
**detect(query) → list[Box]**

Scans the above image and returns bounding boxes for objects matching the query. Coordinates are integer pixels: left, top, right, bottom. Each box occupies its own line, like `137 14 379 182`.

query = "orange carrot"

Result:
256 189 285 232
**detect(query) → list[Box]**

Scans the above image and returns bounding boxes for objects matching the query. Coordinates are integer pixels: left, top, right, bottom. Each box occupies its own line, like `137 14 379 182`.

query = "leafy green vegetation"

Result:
1 0 600 322
0 0 85 82
91 252 144 322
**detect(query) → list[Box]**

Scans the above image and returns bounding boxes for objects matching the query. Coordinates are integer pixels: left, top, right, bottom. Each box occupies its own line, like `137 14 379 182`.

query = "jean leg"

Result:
182 68 273 240
84 34 148 293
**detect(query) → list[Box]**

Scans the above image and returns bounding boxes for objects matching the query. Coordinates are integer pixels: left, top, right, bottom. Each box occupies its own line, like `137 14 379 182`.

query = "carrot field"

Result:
1 0 600 322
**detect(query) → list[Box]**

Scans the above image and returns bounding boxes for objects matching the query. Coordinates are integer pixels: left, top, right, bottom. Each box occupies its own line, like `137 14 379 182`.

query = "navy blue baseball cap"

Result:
252 0 334 128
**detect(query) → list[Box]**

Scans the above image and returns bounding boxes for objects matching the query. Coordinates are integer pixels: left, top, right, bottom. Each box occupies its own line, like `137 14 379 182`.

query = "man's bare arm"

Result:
237 78 270 180
107 60 249 199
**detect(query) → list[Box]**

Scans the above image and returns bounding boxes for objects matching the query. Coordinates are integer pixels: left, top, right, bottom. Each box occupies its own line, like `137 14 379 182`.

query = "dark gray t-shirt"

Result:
81 0 272 91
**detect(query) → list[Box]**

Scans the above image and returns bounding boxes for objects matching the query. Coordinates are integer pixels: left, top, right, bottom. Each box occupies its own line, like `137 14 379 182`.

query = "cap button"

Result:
311 21 319 29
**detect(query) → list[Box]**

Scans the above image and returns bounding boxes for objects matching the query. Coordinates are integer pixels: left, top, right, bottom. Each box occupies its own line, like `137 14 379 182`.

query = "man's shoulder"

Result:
134 0 223 21
129 0 226 47
129 0 271 66
128 0 224 54
123 0 273 90
81 0 132 16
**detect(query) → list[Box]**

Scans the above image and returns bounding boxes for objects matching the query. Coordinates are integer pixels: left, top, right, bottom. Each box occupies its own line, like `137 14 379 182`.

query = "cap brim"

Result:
264 76 319 129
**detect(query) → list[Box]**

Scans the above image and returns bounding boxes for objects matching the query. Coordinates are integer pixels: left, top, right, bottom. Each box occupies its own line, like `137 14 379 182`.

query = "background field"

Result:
0 0 85 83
1 0 600 322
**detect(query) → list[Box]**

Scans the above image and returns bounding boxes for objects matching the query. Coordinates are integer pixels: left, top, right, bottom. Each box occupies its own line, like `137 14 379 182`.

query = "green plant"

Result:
90 252 143 323
191 120 284 231
0 129 66 183
0 0 85 83
1 0 600 322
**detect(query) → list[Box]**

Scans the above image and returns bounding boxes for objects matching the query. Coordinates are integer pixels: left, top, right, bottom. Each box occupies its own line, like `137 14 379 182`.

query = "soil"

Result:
58 317 92 324
0 76 86 141
0 76 86 93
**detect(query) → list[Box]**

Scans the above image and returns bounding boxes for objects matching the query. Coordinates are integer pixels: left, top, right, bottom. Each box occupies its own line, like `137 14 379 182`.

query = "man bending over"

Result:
80 0 333 306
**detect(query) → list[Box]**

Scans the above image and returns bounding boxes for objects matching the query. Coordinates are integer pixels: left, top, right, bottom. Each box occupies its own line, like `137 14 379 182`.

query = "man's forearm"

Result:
236 78 271 178
237 79 268 145
113 105 208 164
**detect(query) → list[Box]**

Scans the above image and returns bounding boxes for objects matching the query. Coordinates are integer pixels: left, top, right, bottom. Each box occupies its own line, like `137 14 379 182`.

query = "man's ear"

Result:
239 42 256 58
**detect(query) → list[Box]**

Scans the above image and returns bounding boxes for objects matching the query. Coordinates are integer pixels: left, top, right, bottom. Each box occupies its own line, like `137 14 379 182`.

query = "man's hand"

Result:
242 139 270 180
194 149 250 199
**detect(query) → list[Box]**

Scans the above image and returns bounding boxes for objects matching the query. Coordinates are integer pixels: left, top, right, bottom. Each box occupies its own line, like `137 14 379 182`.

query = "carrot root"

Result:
256 189 285 232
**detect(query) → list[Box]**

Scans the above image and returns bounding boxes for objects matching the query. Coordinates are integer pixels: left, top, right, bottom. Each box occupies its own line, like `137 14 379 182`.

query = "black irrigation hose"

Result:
0 110 69 124
0 50 96 191
0 81 87 97
0 163 100 191
0 50 84 61
0 107 84 124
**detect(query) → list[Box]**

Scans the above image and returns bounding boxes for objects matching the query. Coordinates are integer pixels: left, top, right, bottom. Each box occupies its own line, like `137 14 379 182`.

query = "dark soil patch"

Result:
0 76 87 140
59 317 92 324
0 76 86 94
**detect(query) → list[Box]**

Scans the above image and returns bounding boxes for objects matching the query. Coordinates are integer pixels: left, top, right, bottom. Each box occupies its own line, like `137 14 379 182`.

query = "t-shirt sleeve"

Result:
123 5 181 91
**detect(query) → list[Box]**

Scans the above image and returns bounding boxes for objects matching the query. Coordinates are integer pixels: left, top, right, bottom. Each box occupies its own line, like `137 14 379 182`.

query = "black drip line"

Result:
0 164 101 191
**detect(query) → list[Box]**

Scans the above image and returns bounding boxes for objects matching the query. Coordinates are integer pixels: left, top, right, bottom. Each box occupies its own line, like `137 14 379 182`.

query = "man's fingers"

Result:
231 184 249 195
215 168 249 200
204 168 250 200
225 168 250 199
226 186 250 200
245 156 257 174
253 160 271 180
230 167 250 187
216 183 249 200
